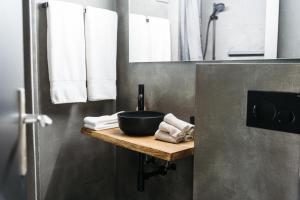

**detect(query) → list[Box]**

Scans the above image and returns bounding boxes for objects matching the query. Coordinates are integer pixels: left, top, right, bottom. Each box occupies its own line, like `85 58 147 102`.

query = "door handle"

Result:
23 114 53 127
18 88 52 176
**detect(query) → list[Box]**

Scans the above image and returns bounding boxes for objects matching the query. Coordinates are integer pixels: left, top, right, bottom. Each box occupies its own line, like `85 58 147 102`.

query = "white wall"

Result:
130 0 168 18
202 0 267 60
277 0 300 58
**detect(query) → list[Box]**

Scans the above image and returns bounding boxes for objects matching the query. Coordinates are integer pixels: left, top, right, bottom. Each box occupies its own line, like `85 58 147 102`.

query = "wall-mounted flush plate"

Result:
247 91 300 134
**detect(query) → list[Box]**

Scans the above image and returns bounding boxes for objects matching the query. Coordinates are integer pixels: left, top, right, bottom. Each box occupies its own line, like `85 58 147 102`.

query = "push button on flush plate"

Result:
252 101 277 122
277 111 295 125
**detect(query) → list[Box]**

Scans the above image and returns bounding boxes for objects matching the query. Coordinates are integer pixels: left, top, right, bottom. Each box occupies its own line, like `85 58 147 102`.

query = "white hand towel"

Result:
148 16 171 62
47 0 87 104
83 111 123 126
154 130 184 144
84 123 119 131
129 14 171 62
84 118 117 126
129 14 150 62
164 113 194 133
85 6 118 101
158 122 184 138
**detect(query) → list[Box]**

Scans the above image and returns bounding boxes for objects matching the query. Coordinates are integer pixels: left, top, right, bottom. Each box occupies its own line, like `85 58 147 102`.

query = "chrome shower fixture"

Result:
203 2 226 60
212 3 225 17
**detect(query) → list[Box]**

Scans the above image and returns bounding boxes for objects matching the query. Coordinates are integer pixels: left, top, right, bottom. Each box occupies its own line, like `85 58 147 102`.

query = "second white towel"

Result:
85 6 118 101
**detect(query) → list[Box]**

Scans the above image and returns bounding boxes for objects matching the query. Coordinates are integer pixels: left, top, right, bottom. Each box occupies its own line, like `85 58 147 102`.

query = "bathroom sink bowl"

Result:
118 111 165 136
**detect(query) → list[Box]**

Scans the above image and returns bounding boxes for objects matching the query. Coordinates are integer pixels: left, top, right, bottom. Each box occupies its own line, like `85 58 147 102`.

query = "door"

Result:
0 0 26 199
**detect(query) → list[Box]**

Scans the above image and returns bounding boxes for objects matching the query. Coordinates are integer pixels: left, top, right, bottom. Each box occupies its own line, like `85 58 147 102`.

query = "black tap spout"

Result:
138 84 144 111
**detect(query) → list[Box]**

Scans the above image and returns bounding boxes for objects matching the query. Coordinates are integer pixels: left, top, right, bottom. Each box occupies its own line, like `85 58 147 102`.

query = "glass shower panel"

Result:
0 0 26 199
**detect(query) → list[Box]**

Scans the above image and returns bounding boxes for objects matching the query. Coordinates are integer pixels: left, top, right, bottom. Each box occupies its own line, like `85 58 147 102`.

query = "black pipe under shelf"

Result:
137 153 176 192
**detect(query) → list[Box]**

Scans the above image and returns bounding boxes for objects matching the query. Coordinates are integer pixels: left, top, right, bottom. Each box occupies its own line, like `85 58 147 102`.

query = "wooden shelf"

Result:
81 127 194 161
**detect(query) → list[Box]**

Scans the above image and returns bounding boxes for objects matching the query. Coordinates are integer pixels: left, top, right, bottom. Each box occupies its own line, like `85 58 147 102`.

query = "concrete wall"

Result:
116 1 195 199
31 0 117 199
194 63 300 200
201 0 266 61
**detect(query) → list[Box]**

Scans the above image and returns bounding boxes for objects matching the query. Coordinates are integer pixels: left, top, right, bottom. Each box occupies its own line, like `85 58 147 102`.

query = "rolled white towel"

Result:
164 113 194 133
184 129 194 142
154 130 184 144
84 111 123 126
84 122 119 131
158 122 184 138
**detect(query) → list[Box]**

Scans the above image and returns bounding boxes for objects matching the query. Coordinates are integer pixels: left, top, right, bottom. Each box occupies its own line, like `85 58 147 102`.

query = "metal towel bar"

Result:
41 2 48 8
40 2 87 12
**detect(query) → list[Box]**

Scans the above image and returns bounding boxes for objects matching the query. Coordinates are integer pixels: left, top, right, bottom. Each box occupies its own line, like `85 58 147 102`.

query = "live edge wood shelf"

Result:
81 127 194 161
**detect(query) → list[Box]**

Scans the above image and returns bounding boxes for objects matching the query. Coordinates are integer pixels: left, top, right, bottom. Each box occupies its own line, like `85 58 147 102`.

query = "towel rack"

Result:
40 2 87 12
41 2 48 8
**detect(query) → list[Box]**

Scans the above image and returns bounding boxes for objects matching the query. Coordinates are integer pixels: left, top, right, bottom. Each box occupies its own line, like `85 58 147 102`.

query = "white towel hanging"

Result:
46 0 87 104
85 6 118 101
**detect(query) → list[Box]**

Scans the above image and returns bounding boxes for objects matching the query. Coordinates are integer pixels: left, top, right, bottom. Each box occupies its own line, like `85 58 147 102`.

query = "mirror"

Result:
129 0 299 63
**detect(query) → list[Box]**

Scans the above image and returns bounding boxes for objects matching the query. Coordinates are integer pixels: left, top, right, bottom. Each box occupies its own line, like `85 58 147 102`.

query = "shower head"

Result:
212 3 225 16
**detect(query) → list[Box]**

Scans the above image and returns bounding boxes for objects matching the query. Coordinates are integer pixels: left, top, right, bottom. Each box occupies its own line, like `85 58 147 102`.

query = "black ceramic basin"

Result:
118 111 165 136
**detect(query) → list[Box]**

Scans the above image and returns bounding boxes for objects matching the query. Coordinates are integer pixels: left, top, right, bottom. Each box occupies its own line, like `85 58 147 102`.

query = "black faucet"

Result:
137 84 145 192
138 84 144 111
